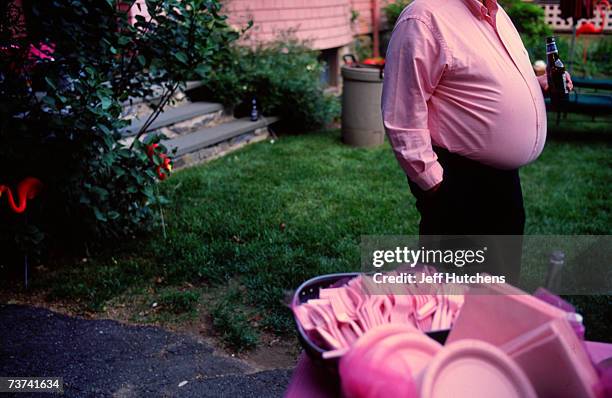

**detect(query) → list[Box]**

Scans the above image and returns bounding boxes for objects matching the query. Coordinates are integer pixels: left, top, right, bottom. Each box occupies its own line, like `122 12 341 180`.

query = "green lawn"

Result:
17 113 612 348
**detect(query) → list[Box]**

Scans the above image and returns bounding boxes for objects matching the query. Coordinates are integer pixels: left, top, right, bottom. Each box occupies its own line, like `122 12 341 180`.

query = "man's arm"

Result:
381 17 449 191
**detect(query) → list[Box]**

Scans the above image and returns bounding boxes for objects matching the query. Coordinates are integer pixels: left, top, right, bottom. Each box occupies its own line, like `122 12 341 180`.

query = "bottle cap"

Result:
546 36 556 43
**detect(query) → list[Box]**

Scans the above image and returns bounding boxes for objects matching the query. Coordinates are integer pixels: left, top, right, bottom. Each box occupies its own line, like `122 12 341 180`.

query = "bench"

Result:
570 77 612 91
545 77 612 123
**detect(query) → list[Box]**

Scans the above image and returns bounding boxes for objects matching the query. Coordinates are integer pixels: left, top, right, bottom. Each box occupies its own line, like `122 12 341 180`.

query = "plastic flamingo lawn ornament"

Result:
0 177 43 213
146 143 172 181
576 0 609 63
0 177 43 289
146 143 172 238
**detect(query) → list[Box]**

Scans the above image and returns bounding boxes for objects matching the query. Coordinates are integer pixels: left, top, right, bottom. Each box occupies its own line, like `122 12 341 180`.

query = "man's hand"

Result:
566 72 574 91
537 72 574 93
537 74 547 91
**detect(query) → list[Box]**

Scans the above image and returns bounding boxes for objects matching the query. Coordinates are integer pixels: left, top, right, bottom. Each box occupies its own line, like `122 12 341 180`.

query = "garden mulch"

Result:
0 304 291 397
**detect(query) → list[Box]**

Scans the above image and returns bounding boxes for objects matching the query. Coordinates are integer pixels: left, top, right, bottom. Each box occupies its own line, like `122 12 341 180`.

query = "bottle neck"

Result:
546 43 560 64
547 52 560 63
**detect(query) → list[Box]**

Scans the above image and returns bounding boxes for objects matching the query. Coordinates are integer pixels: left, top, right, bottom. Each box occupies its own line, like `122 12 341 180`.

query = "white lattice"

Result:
541 3 612 32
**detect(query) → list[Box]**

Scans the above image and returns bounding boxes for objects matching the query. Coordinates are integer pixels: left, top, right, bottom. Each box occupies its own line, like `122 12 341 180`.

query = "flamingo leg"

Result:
24 254 29 289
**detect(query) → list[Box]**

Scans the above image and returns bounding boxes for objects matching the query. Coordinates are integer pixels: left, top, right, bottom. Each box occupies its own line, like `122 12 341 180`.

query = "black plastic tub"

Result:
291 272 450 374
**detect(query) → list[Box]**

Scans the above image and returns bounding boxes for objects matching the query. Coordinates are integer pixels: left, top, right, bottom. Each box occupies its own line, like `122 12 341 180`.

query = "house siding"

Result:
351 0 376 35
225 0 386 50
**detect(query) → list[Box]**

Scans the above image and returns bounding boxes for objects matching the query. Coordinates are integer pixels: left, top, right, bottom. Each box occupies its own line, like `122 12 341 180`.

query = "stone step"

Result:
184 80 205 92
121 101 224 137
165 116 279 157
121 81 206 108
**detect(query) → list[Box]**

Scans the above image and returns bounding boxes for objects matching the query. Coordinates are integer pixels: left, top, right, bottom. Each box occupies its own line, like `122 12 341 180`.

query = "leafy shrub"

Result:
351 35 373 62
556 36 612 78
199 39 339 132
499 0 552 59
580 36 612 77
384 0 412 28
0 0 237 256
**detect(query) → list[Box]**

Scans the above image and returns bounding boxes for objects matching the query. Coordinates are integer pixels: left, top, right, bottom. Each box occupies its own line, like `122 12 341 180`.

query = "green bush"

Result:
499 0 552 60
351 35 373 62
0 0 237 256
384 0 412 28
200 39 339 132
581 36 612 77
557 36 612 78
500 0 610 76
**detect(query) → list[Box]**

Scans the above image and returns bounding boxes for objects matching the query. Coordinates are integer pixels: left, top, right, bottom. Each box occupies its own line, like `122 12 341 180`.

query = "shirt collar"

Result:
463 0 499 20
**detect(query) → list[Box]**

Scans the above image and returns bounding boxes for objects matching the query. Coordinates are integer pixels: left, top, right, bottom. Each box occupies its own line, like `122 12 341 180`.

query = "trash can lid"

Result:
341 65 383 82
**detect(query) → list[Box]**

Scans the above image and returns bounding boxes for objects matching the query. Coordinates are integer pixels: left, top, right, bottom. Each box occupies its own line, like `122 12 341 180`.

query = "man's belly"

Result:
429 71 545 170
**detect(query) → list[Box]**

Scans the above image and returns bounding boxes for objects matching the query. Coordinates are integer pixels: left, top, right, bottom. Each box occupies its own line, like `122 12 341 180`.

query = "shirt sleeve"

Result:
381 17 449 190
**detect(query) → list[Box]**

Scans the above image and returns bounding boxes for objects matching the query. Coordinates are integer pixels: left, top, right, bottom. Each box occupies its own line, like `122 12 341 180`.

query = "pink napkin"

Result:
447 282 567 346
293 273 466 353
502 318 600 398
448 283 600 398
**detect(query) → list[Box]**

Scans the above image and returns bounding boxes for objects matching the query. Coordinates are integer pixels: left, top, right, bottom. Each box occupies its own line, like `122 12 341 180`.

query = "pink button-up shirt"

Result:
382 0 547 190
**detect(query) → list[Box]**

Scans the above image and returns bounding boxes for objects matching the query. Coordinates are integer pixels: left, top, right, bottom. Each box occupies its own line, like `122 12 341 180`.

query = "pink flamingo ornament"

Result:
576 0 609 63
0 177 43 289
0 177 43 213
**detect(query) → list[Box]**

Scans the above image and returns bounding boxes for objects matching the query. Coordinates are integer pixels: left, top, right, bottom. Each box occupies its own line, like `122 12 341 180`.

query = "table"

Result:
284 341 612 397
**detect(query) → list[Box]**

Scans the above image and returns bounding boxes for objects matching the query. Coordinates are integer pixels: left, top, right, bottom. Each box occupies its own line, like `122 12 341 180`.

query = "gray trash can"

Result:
341 65 385 147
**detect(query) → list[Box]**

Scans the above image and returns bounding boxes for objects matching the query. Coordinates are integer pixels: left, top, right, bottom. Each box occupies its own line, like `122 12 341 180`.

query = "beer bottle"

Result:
546 37 569 104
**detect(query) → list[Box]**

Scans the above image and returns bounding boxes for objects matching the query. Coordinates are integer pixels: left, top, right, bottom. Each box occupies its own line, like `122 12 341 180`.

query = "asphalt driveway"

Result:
0 305 291 397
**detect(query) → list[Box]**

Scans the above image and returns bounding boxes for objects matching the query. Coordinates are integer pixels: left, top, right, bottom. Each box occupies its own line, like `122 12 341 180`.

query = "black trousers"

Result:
407 146 525 283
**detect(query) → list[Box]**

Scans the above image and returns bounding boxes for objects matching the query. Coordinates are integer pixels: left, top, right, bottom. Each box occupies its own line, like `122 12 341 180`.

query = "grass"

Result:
13 113 612 348
158 290 200 314
210 286 261 350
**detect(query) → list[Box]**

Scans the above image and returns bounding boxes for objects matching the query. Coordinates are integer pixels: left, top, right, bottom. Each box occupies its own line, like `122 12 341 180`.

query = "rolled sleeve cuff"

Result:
411 161 444 191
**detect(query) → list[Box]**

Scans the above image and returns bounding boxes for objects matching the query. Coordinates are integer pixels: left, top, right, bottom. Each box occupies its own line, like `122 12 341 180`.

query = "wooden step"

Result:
164 116 279 157
121 101 223 136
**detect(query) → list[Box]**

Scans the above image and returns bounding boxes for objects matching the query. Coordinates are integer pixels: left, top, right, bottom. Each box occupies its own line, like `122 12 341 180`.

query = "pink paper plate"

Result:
421 339 536 398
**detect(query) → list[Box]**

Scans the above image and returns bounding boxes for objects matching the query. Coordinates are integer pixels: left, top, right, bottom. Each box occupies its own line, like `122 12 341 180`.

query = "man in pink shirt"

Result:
382 0 572 279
